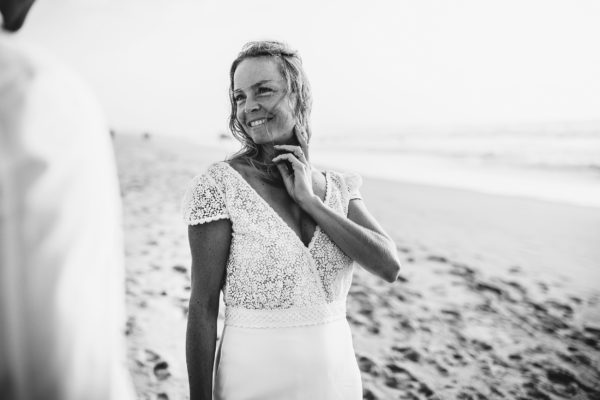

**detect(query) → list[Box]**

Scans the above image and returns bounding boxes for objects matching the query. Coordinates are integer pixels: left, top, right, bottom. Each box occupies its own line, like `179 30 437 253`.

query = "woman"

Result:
183 41 401 400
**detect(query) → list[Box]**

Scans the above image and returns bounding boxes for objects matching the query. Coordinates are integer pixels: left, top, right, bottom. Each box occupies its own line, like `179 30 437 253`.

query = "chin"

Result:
248 130 292 145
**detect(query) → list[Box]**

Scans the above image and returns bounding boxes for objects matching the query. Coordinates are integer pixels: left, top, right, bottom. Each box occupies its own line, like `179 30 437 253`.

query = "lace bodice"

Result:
182 161 362 327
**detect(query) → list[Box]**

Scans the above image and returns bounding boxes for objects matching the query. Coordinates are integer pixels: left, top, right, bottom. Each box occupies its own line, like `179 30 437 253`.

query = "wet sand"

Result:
114 133 600 400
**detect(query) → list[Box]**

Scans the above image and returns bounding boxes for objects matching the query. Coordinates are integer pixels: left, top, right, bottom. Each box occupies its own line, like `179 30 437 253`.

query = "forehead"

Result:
233 57 284 91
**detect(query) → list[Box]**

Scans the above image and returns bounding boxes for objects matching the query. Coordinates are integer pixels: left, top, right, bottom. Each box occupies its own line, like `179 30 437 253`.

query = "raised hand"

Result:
272 126 315 206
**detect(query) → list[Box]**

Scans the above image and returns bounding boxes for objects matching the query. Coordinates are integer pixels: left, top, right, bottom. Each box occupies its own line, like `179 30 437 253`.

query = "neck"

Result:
258 145 280 165
245 137 307 185
258 136 305 164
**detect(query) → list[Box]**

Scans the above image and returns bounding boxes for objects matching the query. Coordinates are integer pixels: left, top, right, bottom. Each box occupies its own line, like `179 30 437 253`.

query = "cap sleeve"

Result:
344 172 363 201
182 171 229 225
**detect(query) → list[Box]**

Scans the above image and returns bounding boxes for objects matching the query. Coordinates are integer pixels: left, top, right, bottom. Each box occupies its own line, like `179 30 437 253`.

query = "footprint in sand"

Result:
396 245 411 254
427 255 449 263
449 262 476 278
362 387 382 400
153 361 171 381
145 349 161 362
383 364 436 397
356 354 383 377
391 346 421 362
509 265 522 274
125 316 136 336
173 265 187 274
473 280 504 297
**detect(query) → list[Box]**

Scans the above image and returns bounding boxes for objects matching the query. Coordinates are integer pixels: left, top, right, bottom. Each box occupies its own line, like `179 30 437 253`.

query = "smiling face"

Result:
232 57 297 145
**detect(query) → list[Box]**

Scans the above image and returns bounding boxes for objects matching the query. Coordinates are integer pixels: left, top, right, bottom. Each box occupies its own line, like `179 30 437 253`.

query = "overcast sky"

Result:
16 0 600 141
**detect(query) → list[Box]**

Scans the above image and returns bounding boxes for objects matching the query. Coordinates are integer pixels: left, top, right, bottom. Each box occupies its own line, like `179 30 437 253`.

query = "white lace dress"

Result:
182 161 363 400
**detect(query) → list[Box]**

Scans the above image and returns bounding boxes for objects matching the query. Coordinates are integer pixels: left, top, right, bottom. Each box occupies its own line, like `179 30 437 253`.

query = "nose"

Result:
244 97 261 114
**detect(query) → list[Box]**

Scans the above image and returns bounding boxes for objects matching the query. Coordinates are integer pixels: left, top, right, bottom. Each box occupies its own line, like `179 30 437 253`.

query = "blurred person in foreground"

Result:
0 1 135 399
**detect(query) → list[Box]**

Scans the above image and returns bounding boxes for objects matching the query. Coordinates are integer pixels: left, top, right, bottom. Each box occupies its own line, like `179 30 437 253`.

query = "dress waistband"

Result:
224 301 347 329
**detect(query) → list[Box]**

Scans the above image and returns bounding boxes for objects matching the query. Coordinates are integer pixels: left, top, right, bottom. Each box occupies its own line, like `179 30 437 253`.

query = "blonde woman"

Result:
183 41 401 400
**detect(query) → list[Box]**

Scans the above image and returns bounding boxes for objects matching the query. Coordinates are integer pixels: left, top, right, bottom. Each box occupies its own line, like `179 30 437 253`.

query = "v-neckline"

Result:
220 161 329 251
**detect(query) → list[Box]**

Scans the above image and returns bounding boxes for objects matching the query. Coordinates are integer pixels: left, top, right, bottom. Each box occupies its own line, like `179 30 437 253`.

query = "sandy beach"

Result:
114 133 600 400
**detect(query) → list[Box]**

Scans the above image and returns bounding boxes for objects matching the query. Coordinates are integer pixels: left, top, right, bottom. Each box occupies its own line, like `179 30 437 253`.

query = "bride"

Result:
182 40 401 400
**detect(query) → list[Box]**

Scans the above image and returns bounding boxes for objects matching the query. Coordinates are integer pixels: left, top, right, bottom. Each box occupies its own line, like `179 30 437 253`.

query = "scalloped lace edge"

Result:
187 214 229 225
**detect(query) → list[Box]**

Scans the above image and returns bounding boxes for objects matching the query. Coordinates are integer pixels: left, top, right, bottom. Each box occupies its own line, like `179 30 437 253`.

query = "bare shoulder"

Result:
224 158 247 175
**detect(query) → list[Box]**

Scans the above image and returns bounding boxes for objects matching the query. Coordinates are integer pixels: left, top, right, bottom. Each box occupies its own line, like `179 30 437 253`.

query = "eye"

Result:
233 93 245 103
257 87 274 96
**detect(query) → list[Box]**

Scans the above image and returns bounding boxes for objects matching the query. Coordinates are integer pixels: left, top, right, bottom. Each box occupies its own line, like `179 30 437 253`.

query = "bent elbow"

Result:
384 260 401 283
383 238 401 283
385 270 400 283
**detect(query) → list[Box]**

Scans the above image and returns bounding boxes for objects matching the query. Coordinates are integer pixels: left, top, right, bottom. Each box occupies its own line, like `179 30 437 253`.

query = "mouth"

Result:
247 118 271 128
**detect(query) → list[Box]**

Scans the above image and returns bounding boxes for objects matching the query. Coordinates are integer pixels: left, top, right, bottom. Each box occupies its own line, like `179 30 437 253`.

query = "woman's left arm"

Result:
301 195 401 283
273 129 401 283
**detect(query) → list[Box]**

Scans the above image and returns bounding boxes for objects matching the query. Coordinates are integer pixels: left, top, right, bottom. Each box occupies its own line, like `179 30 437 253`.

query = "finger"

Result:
272 153 305 172
275 163 297 196
273 145 307 164
274 144 301 155
294 124 307 144
294 125 310 160
273 151 302 167
274 161 293 181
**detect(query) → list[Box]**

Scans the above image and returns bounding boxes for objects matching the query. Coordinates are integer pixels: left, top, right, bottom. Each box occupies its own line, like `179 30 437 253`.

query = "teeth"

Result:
249 119 266 127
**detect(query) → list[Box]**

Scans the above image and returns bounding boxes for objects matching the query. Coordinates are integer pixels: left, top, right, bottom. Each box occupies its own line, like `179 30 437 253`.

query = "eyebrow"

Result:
233 79 277 94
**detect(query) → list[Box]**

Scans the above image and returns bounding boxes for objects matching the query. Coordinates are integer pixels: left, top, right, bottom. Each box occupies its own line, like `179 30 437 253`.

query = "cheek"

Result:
274 103 296 126
234 109 251 136
235 107 244 123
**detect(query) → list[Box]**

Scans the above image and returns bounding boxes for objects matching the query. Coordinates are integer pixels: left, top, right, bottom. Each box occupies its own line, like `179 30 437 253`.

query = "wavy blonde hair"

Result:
227 41 313 181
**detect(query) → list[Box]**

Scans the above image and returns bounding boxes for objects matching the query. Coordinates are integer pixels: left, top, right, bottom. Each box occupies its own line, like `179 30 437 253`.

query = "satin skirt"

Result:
213 318 362 400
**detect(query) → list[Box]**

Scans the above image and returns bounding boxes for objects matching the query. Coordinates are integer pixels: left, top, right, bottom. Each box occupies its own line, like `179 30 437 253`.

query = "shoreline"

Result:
155 133 600 209
310 147 600 209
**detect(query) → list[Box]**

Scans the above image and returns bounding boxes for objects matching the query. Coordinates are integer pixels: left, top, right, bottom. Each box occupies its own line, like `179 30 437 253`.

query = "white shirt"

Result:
0 35 135 400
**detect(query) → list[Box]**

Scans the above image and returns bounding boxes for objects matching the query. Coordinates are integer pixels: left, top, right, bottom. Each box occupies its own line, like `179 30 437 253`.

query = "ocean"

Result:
196 123 600 209
309 126 600 208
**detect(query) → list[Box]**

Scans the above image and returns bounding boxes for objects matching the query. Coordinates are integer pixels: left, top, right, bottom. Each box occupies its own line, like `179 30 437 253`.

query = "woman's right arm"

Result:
186 219 232 400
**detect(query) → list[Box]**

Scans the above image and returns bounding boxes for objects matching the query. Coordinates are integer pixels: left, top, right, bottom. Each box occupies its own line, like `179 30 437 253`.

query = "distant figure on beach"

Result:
182 41 401 400
0 1 134 399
